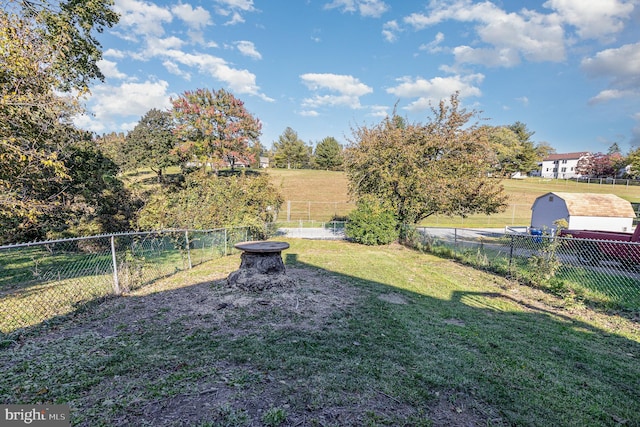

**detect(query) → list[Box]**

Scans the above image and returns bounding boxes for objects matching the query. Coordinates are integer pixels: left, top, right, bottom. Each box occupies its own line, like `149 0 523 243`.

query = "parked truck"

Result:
559 226 640 266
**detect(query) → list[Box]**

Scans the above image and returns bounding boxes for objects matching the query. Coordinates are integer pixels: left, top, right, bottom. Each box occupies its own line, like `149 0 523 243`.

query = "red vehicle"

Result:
559 226 640 266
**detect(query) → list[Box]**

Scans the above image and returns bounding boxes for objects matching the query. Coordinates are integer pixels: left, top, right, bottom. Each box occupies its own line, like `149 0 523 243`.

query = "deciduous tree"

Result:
627 147 640 179
124 109 179 182
0 2 119 242
171 88 261 173
344 93 508 228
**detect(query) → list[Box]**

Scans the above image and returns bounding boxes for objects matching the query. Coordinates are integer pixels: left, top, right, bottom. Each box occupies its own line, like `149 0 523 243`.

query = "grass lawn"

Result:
2 239 638 426
265 169 640 226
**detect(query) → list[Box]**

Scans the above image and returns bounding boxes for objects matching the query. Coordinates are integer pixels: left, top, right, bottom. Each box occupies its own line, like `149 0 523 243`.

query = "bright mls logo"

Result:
1 405 69 426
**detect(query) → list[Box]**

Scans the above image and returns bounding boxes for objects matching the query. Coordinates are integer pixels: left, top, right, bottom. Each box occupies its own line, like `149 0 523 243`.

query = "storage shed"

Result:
530 192 636 233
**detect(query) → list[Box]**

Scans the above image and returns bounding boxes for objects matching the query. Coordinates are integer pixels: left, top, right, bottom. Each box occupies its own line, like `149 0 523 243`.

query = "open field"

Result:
2 239 638 426
265 169 640 227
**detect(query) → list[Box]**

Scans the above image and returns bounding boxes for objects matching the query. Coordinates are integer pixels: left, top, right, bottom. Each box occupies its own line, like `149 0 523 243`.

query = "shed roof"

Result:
535 192 636 218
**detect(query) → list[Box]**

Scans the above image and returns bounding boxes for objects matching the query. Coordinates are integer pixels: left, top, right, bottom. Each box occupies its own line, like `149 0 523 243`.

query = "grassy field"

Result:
2 239 638 426
266 168 640 227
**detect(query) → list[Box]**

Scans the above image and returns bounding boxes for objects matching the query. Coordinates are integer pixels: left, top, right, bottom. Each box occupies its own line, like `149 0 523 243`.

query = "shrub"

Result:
345 196 398 245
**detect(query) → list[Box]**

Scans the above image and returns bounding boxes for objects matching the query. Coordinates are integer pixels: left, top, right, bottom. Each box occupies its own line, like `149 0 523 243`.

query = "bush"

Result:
136 172 283 232
345 196 398 245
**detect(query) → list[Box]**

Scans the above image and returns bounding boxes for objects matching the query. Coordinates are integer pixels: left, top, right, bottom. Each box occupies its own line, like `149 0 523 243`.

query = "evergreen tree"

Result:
273 127 310 169
313 137 343 170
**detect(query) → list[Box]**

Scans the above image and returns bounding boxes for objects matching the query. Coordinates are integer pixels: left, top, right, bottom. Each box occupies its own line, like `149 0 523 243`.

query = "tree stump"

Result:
226 241 295 291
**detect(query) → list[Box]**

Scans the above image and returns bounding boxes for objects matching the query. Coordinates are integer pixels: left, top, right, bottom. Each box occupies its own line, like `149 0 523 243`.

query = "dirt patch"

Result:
15 266 501 427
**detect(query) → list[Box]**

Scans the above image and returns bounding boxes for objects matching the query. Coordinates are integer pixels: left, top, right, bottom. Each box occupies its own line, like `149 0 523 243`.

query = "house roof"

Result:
536 192 636 218
542 152 590 161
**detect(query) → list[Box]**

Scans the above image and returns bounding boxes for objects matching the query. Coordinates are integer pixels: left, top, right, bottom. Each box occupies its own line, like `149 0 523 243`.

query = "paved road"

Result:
276 227 346 239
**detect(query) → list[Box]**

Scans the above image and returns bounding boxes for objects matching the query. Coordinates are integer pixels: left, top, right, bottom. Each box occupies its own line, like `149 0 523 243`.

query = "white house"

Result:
531 192 636 233
540 152 590 179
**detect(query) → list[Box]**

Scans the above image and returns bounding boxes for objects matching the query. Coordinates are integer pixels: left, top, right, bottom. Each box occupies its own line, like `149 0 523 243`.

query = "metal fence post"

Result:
454 228 458 256
184 230 192 269
110 235 121 295
509 234 514 270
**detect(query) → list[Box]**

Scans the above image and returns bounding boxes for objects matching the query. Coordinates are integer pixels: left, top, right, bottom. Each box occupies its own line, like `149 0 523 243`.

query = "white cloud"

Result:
382 20 400 42
324 0 389 18
162 61 191 80
214 0 255 25
236 41 262 60
299 110 320 117
419 32 445 53
145 36 185 56
581 43 640 85
104 48 126 59
453 46 522 68
76 80 173 133
369 105 389 117
386 74 483 112
300 73 373 109
171 4 212 30
516 96 530 107
582 43 640 104
161 50 272 100
215 0 255 12
403 0 566 66
114 0 172 37
543 0 634 40
301 73 373 96
587 89 635 104
97 60 127 80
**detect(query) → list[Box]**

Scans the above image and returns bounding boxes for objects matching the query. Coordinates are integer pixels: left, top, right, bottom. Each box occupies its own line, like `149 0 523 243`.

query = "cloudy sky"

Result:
78 0 640 153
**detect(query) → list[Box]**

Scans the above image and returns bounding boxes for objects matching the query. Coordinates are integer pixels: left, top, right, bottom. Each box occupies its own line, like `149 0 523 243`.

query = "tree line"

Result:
3 0 640 246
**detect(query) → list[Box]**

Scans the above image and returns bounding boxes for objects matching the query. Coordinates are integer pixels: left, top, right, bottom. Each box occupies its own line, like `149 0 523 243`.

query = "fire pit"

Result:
226 241 295 291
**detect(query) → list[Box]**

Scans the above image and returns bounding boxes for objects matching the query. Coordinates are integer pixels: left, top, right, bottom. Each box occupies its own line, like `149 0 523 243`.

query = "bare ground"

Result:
14 266 506 426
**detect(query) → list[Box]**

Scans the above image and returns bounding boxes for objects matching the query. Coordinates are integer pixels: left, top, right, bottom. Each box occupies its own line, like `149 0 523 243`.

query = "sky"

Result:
76 0 640 154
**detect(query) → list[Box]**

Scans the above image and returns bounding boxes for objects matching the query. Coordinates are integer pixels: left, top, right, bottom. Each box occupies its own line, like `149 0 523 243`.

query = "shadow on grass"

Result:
1 246 639 427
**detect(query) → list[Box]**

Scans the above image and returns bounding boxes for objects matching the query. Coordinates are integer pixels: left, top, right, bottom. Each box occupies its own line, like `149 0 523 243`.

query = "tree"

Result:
313 137 343 170
486 126 522 177
627 147 640 179
124 109 179 182
507 121 539 173
535 141 556 161
577 152 620 178
0 2 119 242
273 127 310 169
171 88 261 173
95 132 127 171
4 0 118 92
137 173 283 236
344 93 508 228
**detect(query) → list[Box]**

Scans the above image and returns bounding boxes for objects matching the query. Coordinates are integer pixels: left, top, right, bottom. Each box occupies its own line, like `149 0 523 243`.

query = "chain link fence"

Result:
411 227 640 310
0 228 256 334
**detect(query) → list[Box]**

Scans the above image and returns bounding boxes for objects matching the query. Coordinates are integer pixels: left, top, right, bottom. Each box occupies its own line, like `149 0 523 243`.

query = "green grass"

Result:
266 169 640 226
0 230 251 333
1 239 638 426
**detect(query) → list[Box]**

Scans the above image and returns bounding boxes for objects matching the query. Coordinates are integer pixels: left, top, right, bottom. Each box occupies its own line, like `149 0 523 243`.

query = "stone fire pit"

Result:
226 241 295 291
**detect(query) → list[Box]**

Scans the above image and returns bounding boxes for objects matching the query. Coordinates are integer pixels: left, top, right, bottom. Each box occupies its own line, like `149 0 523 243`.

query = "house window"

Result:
561 167 567 172
562 160 567 164
549 196 554 202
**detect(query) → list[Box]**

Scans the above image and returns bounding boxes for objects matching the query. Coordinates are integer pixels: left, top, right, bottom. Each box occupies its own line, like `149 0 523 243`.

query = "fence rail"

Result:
414 227 640 309
0 227 256 334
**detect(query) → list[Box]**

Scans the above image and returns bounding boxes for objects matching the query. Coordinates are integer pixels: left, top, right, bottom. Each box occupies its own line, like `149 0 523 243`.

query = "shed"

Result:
530 192 636 233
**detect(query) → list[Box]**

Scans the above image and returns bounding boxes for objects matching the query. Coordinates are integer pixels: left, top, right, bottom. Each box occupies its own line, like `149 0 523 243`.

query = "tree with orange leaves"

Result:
171 88 262 173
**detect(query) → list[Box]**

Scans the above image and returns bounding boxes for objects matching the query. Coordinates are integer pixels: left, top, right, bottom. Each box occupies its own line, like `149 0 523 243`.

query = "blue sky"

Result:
76 0 640 154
